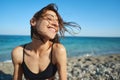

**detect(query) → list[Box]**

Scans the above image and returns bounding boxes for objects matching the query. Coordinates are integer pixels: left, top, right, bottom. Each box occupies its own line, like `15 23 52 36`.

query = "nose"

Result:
51 20 59 27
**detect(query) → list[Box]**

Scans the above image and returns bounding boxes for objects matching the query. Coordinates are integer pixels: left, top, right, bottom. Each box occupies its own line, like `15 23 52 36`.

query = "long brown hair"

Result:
31 3 81 43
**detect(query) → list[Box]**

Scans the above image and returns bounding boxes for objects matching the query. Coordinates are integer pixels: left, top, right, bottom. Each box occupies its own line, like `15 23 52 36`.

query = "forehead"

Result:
43 10 58 19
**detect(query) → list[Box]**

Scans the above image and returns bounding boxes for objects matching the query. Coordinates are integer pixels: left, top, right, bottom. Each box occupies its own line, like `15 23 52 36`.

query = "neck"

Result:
30 38 52 54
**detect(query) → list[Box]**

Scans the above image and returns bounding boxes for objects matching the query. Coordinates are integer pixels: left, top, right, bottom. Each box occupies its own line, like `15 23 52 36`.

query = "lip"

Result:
48 27 57 33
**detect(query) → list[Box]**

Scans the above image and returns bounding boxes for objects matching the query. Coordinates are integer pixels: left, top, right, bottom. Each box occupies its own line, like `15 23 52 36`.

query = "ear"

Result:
30 18 36 27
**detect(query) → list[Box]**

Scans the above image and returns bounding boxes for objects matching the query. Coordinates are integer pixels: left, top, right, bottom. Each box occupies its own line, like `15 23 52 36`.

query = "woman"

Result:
11 3 81 80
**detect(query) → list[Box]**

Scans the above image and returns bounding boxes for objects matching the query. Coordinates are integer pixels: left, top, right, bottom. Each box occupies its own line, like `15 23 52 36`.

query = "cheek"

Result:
36 20 49 31
40 20 49 26
58 27 60 32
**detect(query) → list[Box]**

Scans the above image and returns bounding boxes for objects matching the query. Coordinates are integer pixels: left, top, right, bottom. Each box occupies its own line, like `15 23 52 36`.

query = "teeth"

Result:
49 28 56 32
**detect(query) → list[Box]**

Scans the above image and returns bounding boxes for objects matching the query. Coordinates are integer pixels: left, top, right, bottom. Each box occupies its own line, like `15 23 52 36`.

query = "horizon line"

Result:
0 34 120 38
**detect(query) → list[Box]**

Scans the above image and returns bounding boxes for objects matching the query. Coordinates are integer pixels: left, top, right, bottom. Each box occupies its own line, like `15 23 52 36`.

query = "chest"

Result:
22 55 57 79
24 52 51 74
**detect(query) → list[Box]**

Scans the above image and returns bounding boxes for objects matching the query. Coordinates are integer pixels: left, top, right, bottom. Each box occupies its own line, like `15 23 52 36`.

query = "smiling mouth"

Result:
48 27 57 33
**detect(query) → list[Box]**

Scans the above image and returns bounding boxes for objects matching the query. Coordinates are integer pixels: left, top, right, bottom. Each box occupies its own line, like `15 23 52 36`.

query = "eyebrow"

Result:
44 14 58 20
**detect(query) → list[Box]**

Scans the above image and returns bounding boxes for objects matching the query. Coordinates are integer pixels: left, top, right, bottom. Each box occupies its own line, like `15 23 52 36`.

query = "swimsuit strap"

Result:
23 44 27 62
23 43 54 63
22 43 57 79
50 43 54 63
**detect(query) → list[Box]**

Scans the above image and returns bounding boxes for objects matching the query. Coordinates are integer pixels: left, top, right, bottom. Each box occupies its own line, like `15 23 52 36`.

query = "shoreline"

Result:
0 53 120 80
1 53 120 63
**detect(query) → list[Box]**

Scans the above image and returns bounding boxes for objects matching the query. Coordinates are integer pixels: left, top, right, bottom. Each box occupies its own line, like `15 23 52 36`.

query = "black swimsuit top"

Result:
22 44 57 80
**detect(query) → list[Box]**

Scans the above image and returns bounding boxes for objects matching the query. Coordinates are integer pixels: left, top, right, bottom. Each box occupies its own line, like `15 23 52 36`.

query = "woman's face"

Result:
33 10 59 40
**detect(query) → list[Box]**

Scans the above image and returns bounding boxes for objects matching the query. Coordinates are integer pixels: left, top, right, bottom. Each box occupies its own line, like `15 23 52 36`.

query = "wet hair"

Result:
31 3 81 43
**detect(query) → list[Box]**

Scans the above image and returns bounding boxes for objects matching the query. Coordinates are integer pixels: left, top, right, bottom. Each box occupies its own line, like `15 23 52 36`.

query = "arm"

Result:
11 46 23 80
54 44 67 80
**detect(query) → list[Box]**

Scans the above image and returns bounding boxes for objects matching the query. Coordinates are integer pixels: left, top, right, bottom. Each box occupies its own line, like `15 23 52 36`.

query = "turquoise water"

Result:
0 35 120 62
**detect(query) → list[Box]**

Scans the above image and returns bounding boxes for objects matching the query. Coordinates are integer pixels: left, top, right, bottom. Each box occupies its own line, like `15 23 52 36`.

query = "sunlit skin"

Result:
33 11 59 40
12 10 67 80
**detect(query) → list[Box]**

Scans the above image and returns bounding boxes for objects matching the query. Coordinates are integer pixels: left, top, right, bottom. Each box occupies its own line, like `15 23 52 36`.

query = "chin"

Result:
46 34 56 40
49 35 56 39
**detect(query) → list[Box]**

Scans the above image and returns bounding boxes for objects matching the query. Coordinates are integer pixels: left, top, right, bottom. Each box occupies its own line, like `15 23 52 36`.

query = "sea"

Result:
0 35 120 62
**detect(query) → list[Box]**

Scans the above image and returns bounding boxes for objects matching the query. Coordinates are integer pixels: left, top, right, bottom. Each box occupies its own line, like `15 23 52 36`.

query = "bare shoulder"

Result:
53 43 67 63
53 43 66 55
11 45 24 64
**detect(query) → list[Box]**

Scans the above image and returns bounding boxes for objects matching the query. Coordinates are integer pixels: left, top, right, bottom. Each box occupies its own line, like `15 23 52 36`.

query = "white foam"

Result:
3 60 12 63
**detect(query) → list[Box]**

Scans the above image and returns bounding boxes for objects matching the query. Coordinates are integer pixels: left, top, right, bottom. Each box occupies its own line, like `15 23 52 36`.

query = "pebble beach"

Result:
0 54 120 80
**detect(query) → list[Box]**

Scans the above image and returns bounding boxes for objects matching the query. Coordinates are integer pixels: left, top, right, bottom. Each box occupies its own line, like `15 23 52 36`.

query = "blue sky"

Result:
1 0 120 37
